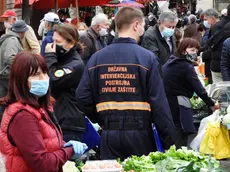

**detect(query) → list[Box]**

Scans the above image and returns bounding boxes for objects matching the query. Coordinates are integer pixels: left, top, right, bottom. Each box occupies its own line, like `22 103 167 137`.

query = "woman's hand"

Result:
64 140 88 159
45 43 56 53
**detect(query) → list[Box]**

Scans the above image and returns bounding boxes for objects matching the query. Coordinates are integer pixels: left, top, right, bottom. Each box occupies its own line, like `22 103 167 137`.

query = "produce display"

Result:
190 97 205 109
122 146 221 172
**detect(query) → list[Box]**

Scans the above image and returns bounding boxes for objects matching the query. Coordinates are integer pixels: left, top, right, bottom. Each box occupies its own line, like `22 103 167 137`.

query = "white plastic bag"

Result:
190 110 220 151
63 161 79 172
0 153 6 172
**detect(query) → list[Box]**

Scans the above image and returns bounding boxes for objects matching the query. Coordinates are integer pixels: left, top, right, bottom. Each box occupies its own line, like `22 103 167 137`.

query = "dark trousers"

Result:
100 130 155 160
63 130 84 142
167 96 189 148
175 122 189 148
0 79 8 122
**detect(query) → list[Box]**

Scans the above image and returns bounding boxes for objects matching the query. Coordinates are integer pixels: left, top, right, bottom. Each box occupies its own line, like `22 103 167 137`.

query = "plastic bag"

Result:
63 161 80 172
0 153 6 172
200 121 230 159
190 110 220 151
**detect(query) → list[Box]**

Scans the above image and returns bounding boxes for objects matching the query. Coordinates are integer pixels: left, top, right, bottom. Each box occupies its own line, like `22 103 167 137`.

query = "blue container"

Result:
152 124 164 152
82 117 101 153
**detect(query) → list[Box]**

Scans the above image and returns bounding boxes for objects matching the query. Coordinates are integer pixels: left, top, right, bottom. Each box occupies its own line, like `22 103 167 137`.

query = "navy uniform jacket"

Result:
75 38 176 148
45 47 85 132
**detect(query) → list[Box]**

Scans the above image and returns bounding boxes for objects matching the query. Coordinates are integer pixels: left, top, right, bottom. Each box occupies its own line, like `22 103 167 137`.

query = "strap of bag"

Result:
6 109 26 146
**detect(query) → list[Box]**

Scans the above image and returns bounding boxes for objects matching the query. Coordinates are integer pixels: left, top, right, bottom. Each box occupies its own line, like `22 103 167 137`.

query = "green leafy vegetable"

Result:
122 146 221 172
123 155 156 172
191 97 205 109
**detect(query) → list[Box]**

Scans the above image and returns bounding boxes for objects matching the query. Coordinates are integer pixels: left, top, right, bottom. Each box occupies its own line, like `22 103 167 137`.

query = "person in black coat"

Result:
44 24 85 142
221 37 230 81
163 38 215 148
142 11 178 66
202 6 230 83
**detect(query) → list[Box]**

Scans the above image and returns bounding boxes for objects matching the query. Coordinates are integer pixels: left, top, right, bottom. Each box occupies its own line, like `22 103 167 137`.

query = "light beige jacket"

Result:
21 25 41 54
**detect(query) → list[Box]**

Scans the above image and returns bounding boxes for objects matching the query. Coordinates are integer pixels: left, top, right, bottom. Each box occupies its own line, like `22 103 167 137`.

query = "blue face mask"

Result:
203 20 211 28
162 26 175 38
29 79 49 97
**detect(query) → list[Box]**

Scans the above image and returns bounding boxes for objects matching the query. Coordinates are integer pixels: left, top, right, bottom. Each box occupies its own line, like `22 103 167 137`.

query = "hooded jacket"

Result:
0 31 23 79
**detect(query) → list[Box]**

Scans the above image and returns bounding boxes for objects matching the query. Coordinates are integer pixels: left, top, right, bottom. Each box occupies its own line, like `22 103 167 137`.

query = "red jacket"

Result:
0 102 73 172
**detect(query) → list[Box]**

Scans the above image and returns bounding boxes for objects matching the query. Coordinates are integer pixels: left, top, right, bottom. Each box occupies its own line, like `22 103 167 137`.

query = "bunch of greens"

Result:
191 97 205 109
122 146 221 172
122 155 156 172
165 146 220 170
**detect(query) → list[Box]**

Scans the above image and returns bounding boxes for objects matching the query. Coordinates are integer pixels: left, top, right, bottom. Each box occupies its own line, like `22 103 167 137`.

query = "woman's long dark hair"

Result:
0 52 59 129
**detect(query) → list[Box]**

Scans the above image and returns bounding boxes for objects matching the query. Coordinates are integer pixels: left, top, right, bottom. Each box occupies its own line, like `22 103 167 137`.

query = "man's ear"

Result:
133 21 139 31
95 24 100 31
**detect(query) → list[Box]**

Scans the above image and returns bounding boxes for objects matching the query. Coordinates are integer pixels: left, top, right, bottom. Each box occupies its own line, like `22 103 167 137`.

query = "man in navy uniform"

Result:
75 7 176 160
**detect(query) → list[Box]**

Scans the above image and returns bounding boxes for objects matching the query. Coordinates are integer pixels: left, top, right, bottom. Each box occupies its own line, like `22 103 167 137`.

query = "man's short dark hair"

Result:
115 7 144 32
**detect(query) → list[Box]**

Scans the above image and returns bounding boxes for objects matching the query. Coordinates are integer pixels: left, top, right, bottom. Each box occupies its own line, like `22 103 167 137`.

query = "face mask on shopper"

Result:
185 52 198 63
99 27 108 36
4 21 12 29
203 20 211 29
162 26 175 38
29 79 49 97
55 43 69 57
78 30 85 36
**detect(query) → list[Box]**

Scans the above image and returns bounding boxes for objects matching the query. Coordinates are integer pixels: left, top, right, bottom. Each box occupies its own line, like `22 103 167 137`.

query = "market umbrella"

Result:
14 0 111 9
104 0 144 8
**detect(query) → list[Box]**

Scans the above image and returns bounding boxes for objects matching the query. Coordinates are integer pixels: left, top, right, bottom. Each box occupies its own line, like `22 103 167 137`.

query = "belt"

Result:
104 121 151 130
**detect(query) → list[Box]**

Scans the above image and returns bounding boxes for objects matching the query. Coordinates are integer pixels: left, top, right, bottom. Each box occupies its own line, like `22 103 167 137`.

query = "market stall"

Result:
78 146 221 171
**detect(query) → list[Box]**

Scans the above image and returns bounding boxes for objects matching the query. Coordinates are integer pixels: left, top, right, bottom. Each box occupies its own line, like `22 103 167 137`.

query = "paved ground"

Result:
220 160 230 172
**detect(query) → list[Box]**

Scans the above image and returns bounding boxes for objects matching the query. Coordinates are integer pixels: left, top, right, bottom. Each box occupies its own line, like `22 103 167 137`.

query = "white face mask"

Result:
4 21 12 29
78 30 85 36
99 27 108 36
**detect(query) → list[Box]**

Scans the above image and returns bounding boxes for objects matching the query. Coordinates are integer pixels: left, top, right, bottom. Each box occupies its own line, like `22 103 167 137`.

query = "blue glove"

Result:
64 141 88 159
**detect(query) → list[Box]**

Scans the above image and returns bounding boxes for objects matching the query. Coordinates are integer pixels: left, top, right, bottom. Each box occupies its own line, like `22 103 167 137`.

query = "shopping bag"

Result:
190 110 220 151
200 121 230 159
152 124 164 152
0 153 6 172
82 117 100 153
63 161 79 172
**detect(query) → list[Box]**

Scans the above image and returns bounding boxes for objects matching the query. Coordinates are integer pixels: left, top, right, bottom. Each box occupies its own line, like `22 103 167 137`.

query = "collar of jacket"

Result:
112 37 137 44
223 15 230 22
57 46 78 63
88 27 100 40
169 55 193 64
46 30 54 36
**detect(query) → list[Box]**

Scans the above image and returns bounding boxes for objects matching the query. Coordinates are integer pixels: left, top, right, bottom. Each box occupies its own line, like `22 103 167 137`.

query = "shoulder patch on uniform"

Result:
54 69 65 77
63 68 72 74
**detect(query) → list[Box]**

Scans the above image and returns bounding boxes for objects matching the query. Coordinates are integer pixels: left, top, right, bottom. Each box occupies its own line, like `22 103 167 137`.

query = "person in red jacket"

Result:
0 51 87 172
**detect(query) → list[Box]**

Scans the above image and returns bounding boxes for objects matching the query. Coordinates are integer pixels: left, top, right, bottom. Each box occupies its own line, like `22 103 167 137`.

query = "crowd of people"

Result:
0 4 229 171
